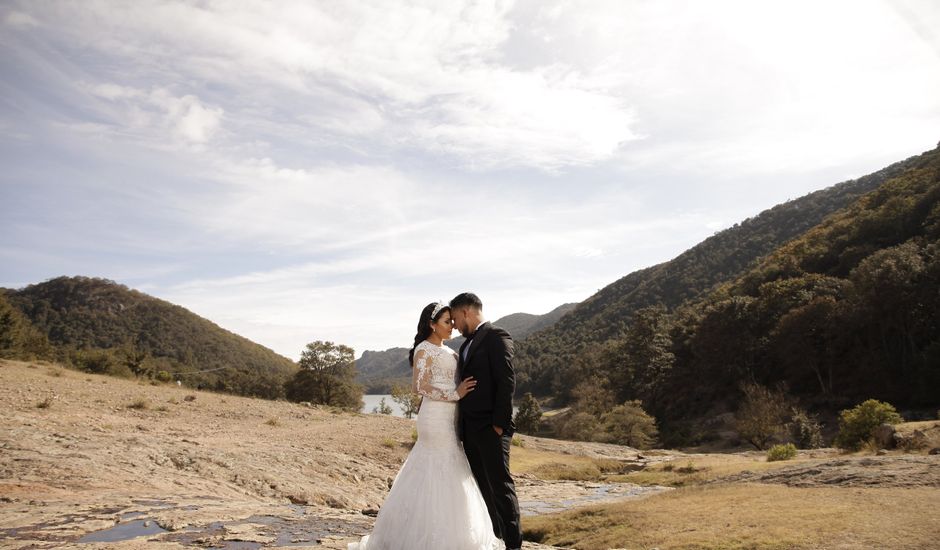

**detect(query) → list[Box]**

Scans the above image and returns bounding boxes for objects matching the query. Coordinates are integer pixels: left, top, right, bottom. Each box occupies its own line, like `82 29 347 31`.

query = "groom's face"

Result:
452 306 470 337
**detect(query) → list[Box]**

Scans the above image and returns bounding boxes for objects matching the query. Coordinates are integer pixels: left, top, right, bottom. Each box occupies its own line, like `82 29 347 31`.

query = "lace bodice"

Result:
412 340 460 402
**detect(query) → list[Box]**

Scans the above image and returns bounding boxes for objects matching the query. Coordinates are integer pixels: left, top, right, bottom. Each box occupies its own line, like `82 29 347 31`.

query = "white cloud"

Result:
16 0 636 170
4 0 940 360
81 83 223 145
4 10 38 28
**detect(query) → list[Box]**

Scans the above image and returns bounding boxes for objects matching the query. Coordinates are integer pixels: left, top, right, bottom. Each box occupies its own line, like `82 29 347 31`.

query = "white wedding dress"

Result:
348 340 505 550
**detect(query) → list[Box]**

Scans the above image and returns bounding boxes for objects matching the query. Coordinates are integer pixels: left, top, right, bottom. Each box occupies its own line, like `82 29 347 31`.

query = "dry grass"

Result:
265 417 281 426
607 452 822 487
126 397 149 410
523 484 940 549
510 445 634 481
35 396 54 409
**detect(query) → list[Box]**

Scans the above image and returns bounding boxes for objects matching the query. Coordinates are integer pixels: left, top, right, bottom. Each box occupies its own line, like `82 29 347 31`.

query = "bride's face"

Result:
431 310 454 340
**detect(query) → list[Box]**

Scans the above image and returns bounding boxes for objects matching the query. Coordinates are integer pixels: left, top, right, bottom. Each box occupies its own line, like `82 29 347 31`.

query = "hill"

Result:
2 276 297 398
356 303 576 393
522 144 940 445
516 147 935 402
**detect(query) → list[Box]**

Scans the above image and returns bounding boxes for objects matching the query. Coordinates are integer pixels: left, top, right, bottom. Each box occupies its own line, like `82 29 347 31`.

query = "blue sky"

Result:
2 1 939 359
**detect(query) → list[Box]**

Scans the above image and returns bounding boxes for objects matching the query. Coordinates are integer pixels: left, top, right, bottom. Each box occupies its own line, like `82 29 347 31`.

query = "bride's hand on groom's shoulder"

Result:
457 376 476 398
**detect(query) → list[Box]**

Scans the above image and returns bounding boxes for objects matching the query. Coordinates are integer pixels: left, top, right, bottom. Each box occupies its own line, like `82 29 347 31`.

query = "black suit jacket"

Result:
457 322 516 437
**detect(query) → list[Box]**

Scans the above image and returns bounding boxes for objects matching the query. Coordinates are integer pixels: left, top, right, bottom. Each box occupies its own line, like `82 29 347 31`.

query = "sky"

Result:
2 1 939 360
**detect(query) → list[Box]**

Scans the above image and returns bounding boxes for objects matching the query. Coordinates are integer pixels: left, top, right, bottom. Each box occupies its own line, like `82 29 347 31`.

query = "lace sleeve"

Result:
412 348 459 402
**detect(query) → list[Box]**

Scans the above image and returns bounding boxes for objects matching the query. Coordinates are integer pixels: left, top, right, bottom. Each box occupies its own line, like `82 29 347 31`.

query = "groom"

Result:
450 292 522 550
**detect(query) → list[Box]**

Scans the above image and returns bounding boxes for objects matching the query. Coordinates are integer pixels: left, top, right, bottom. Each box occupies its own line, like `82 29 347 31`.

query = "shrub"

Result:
71 349 118 375
788 407 823 449
381 438 396 448
767 443 798 461
36 396 54 409
372 397 392 415
514 392 543 434
154 370 173 383
834 399 903 451
558 411 602 441
265 417 281 426
390 384 421 419
127 397 149 410
735 383 790 450
600 400 659 449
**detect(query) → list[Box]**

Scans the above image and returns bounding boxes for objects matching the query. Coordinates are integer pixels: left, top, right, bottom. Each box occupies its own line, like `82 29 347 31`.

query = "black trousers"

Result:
462 424 522 549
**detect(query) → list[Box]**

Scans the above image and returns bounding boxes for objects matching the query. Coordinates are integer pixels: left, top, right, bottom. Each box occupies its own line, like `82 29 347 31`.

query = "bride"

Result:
348 302 506 550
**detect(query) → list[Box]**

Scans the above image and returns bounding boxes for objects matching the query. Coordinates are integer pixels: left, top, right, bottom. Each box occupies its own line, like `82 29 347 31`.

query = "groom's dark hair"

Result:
449 292 483 311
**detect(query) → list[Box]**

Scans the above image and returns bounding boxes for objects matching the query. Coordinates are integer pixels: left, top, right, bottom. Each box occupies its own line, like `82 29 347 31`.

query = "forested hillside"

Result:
523 144 940 445
516 148 934 402
2 276 297 398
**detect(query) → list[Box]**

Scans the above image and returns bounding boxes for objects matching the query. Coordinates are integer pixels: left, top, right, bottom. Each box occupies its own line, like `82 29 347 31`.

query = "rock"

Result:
876 449 888 456
362 508 379 517
895 429 929 451
873 424 896 449
928 447 940 455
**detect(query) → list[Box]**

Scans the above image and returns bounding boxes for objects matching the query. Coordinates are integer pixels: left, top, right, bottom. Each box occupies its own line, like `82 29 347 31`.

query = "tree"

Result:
514 392 543 434
601 306 675 409
285 341 363 411
299 341 356 375
601 400 659 449
391 383 421 419
372 397 393 415
734 383 790 450
569 375 616 418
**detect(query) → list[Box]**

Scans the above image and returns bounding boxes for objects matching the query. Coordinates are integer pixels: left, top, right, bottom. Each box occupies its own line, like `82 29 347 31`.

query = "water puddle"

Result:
7 499 372 548
520 482 671 516
77 518 168 542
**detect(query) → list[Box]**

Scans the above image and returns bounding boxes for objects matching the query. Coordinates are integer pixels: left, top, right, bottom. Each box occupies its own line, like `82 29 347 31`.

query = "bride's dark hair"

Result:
408 302 450 365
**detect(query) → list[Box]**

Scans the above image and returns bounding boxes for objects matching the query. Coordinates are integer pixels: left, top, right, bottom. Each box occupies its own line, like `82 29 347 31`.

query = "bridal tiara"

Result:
431 301 446 318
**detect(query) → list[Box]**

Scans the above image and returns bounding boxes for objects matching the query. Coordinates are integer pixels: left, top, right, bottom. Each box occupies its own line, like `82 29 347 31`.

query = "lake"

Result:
361 394 519 419
361 394 408 417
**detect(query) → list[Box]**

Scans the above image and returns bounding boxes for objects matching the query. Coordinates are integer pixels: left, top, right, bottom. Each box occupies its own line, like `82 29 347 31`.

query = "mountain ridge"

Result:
3 276 297 398
516 149 929 400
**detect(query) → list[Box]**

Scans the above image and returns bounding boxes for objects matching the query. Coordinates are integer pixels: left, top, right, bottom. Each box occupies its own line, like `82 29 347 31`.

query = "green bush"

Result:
601 400 659 449
788 407 823 449
557 411 602 441
767 443 798 461
834 399 903 451
154 370 173 383
71 348 117 374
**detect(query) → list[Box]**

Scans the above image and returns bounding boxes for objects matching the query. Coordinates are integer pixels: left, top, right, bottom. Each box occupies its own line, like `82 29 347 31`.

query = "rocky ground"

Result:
2 358 938 550
0 360 664 549
717 453 940 488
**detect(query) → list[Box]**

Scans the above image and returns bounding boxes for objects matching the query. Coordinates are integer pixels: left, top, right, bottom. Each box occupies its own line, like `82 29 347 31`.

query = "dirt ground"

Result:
3 359 937 550
0 360 656 549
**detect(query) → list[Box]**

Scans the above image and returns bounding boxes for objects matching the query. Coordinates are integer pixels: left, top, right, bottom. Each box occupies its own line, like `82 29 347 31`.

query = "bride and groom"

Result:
348 292 522 550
